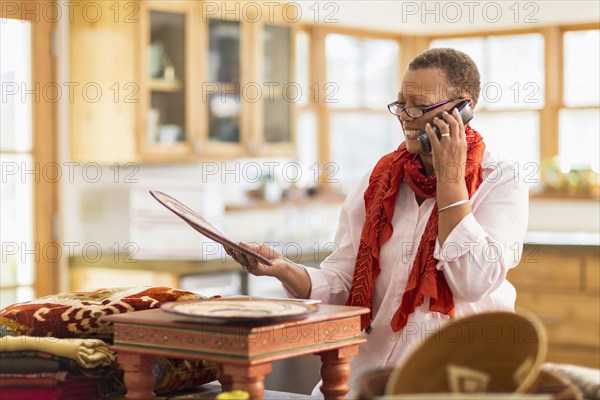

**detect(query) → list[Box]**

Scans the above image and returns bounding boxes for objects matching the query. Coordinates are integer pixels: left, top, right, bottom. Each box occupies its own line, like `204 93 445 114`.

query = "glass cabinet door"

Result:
207 20 241 144
147 10 187 146
263 25 292 144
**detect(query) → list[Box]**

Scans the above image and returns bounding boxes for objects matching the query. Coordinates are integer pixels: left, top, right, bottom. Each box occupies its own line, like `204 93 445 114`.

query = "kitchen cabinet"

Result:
200 10 296 158
70 0 138 163
70 1 296 163
139 1 195 160
508 245 600 368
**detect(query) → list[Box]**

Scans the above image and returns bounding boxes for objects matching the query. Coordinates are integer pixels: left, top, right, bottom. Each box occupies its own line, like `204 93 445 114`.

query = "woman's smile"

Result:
403 129 422 140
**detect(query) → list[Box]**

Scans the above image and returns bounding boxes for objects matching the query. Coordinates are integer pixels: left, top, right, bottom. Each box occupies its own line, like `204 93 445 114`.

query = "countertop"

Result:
69 242 333 275
70 231 599 273
525 231 599 253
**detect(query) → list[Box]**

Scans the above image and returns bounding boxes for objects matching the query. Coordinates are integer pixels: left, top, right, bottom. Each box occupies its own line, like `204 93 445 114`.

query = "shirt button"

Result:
402 257 408 263
397 296 402 302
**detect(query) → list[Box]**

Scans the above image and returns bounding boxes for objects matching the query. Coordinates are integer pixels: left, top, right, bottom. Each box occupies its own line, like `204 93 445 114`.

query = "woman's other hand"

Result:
226 242 312 299
226 242 288 279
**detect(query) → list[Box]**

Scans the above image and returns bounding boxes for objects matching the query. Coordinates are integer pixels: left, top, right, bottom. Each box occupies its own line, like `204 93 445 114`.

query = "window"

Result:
560 30 599 173
330 113 398 189
431 34 544 185
325 33 400 192
1 20 35 305
304 24 596 198
1 10 57 305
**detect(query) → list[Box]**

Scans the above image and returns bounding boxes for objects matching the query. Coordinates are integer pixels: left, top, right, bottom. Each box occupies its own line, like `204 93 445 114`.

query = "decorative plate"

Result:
161 297 319 324
149 190 272 266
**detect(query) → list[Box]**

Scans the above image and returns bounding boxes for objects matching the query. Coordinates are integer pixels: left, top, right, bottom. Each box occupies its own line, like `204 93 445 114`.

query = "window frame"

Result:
558 26 600 175
302 25 405 191
426 23 599 198
428 31 546 188
299 22 598 198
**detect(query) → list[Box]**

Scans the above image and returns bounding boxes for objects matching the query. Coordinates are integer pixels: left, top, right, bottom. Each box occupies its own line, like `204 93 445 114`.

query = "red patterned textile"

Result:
0 286 199 341
0 381 101 400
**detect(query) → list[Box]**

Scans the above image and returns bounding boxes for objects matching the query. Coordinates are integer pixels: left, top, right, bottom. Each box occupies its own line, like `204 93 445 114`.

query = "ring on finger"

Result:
441 133 451 137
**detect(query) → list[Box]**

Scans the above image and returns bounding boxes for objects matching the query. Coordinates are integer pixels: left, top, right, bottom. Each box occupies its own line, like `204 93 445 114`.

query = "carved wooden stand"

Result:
106 303 369 400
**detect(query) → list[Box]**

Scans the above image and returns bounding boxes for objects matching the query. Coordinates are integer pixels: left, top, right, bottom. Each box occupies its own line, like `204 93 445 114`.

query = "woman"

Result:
230 48 528 395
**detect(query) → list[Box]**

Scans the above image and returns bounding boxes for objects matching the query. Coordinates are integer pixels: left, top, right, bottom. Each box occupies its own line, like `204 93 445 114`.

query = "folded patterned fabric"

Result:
0 286 220 395
0 350 115 379
0 355 61 373
97 357 221 397
0 336 115 369
0 374 102 400
0 371 70 387
0 286 202 341
152 357 220 394
542 363 600 400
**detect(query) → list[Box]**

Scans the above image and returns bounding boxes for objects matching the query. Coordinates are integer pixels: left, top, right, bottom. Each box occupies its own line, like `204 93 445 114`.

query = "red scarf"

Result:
346 125 485 332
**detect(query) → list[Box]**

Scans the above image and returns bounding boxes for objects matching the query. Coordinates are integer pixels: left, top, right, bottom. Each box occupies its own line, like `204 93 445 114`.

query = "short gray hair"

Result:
409 48 481 106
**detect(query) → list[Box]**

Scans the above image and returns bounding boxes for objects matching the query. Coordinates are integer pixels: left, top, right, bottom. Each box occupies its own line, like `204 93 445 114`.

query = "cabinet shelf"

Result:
149 79 183 92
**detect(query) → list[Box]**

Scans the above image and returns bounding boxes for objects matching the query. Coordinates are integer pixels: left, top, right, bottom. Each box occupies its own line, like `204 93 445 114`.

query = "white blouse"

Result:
285 150 529 396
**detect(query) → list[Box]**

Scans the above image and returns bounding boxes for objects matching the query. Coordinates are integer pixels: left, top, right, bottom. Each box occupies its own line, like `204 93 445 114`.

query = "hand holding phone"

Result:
418 99 474 153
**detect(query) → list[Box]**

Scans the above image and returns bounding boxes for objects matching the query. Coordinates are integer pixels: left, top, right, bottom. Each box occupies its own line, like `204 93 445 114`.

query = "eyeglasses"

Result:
387 96 462 118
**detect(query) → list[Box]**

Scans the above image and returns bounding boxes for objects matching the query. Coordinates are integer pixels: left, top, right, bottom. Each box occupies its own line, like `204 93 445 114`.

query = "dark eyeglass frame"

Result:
387 96 463 118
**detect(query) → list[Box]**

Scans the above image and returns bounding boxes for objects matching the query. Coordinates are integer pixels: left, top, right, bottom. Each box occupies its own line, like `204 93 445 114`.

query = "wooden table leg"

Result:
218 364 233 392
220 363 272 400
318 345 359 400
117 352 156 400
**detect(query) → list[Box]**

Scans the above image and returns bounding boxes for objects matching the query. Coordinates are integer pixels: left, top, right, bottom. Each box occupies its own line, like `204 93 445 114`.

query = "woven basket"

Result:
383 311 549 397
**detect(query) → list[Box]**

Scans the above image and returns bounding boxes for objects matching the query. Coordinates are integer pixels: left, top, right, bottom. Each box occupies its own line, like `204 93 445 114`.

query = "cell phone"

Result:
417 99 474 153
